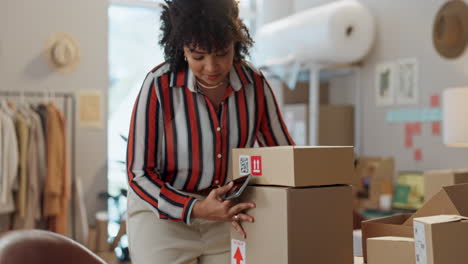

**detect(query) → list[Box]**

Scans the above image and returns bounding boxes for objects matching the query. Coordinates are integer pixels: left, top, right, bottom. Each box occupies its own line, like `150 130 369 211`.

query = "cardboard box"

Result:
95 211 110 252
367 236 415 264
232 146 354 186
87 227 97 252
231 185 353 264
283 104 354 146
403 183 468 226
414 215 468 264
361 214 414 263
424 170 468 201
282 82 329 105
353 157 394 209
362 184 468 262
318 105 354 146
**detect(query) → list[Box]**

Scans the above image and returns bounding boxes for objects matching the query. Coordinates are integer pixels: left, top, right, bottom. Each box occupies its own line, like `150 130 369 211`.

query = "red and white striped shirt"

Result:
127 62 294 224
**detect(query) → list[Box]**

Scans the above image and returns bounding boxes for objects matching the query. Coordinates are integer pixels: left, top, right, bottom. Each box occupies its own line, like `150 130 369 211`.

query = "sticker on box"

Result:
414 221 427 264
239 155 251 176
250 156 262 176
231 239 246 264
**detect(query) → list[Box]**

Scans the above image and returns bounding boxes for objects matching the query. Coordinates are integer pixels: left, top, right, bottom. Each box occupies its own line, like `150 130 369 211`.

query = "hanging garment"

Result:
13 106 43 229
11 108 30 220
0 102 19 215
44 104 70 235
0 111 3 206
32 104 48 229
31 108 47 220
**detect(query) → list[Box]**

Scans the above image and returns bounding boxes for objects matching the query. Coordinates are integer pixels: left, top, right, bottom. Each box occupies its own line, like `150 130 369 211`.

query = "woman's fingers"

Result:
228 202 255 217
232 213 254 223
231 221 246 239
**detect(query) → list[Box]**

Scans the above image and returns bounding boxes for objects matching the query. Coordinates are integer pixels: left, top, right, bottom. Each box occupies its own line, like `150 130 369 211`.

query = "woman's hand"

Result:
191 182 255 238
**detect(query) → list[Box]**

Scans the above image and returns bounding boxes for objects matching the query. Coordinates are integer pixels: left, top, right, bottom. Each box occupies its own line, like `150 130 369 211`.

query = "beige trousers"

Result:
127 189 230 264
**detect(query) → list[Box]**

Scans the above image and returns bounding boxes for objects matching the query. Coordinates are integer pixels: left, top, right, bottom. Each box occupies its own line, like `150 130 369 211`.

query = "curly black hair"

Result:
159 0 254 71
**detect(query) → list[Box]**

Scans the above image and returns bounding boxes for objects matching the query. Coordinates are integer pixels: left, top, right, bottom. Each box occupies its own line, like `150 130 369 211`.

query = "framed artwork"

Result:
396 58 419 105
78 90 103 129
375 62 396 106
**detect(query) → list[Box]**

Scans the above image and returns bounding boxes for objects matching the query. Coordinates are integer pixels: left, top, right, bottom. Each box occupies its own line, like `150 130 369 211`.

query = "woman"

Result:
126 0 294 263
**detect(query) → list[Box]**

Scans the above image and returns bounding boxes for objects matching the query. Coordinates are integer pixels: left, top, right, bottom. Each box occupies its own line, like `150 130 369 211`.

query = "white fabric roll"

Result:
255 0 375 66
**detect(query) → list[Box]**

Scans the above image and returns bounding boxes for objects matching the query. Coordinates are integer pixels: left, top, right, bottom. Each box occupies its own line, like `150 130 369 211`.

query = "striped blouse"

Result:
126 62 294 224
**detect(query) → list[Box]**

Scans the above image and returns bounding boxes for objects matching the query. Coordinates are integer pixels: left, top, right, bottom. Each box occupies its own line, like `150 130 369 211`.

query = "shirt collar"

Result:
171 63 253 92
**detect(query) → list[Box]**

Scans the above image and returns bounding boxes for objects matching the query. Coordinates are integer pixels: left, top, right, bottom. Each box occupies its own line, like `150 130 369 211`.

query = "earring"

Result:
184 56 187 61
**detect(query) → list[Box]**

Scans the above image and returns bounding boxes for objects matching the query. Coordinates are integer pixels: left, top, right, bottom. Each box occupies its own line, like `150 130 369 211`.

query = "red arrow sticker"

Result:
233 248 243 264
231 239 246 264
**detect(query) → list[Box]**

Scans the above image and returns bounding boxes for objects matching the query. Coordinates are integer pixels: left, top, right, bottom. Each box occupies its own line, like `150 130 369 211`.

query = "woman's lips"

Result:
207 74 220 81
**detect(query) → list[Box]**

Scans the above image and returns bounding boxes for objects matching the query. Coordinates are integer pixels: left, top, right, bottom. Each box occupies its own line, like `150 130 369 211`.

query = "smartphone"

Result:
222 174 252 200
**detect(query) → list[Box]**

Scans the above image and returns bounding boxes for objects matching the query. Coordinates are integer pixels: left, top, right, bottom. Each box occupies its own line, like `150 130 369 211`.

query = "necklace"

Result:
196 79 225 89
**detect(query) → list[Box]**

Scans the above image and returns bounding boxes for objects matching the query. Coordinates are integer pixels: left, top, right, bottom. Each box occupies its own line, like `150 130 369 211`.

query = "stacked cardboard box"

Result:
281 81 354 146
230 146 354 264
362 183 468 263
282 82 329 105
367 236 415 264
366 214 468 263
414 215 468 263
424 170 468 201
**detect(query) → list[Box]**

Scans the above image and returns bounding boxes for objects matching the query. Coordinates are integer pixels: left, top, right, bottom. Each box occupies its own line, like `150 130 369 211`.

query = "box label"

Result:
239 155 262 176
239 155 251 176
414 221 427 264
250 156 262 176
231 239 246 264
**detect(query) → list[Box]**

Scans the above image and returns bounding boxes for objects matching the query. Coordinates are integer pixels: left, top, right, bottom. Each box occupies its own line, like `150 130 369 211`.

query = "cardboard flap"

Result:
403 186 462 226
414 214 468 225
444 183 468 215
363 214 411 225
368 236 414 242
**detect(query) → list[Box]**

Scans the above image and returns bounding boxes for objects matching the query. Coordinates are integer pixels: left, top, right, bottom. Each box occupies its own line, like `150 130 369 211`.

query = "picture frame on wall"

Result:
396 58 419 105
375 62 396 106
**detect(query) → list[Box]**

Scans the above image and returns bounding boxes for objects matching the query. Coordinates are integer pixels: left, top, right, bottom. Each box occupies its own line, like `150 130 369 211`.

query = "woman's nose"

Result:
204 58 219 73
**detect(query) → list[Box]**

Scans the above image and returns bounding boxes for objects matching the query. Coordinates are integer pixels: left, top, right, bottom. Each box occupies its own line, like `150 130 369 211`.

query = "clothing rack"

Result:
0 90 77 238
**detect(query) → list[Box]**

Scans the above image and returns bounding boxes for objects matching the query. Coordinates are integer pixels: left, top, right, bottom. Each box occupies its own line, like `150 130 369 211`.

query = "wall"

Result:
255 0 293 28
0 0 108 224
289 0 468 173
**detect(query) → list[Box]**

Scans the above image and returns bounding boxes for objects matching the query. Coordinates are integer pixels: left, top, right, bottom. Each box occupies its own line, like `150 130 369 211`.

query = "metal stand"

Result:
306 64 362 155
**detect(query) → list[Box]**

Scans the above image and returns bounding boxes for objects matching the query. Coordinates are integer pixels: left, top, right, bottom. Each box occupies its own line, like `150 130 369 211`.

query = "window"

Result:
108 4 163 197
107 3 164 259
